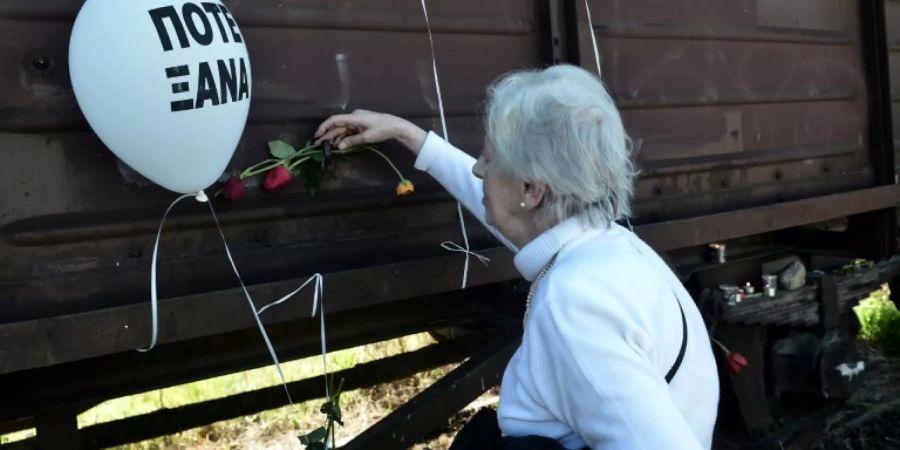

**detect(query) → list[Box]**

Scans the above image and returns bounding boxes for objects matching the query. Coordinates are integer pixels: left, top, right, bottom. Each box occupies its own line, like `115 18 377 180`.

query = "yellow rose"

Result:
396 179 414 196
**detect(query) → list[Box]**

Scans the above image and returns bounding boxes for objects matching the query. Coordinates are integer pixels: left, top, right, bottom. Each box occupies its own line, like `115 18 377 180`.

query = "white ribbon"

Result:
203 196 295 403
583 0 602 78
441 241 491 266
420 0 448 144
581 0 634 233
137 193 195 353
258 273 329 398
139 190 331 405
420 0 487 289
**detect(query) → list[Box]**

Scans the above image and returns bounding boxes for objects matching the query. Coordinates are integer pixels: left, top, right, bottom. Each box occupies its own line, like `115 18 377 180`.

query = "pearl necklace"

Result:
524 254 558 328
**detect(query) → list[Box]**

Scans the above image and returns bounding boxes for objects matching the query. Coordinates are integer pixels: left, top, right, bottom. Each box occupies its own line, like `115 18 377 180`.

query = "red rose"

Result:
263 165 292 191
223 176 245 201
727 352 748 374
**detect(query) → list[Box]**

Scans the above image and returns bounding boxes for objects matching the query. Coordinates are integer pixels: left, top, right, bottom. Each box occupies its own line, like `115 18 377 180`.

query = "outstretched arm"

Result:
316 110 516 252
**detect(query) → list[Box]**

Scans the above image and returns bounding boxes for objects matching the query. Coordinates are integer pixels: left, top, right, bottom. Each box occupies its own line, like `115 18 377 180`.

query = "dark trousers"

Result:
448 408 575 450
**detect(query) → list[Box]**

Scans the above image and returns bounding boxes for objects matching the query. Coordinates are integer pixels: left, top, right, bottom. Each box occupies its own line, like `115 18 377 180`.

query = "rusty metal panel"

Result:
0 1 544 323
0 0 893 329
581 0 875 223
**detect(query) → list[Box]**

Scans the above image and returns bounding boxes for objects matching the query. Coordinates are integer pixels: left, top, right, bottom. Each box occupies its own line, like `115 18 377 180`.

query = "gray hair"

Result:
485 64 636 229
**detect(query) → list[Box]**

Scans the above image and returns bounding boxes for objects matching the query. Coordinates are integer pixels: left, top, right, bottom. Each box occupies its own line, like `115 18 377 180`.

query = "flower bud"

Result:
263 166 293 191
396 179 414 196
726 352 748 374
223 176 246 201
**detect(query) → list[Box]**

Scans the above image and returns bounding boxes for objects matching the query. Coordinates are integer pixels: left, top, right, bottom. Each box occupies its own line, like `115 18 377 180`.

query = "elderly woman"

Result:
316 65 719 449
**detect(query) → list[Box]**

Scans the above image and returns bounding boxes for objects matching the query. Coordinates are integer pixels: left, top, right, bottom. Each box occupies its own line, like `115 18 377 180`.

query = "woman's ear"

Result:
521 181 547 210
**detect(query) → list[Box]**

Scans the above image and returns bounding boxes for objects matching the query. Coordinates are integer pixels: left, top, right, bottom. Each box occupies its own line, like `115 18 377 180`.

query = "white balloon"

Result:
69 0 251 194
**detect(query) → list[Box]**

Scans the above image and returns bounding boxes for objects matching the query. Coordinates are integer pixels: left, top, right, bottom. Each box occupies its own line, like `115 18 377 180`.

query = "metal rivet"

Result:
32 56 50 71
24 50 55 75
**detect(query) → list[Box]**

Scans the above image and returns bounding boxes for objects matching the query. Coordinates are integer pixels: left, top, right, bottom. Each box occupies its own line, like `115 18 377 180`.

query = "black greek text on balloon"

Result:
69 0 253 194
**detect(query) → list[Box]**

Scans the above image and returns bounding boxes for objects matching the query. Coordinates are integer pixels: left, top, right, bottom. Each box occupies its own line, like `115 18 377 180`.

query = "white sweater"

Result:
415 132 719 450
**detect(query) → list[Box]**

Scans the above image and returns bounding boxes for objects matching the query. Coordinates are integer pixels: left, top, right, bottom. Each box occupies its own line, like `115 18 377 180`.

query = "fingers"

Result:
336 131 374 150
315 126 351 145
315 109 384 137
315 110 394 149
314 113 363 139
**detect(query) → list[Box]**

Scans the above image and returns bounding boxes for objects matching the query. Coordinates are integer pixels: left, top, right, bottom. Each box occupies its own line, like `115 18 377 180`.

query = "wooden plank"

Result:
0 417 34 435
343 334 519 450
0 249 518 375
8 333 491 450
638 185 900 252
2 186 897 376
34 409 79 450
0 290 495 420
721 257 900 325
717 325 772 435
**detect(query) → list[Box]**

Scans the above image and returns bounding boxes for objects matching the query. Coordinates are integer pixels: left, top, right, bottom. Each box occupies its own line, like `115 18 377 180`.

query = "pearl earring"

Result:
520 202 526 208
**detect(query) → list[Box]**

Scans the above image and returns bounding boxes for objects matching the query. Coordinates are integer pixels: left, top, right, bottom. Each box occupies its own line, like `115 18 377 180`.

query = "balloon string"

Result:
420 0 485 289
420 0 448 142
257 273 328 398
202 197 293 403
441 241 490 266
583 0 602 78
140 191 331 406
138 193 195 353
582 0 632 233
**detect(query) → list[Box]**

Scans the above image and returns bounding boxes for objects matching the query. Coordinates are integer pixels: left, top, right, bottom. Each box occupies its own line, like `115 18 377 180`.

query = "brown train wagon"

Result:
0 0 897 448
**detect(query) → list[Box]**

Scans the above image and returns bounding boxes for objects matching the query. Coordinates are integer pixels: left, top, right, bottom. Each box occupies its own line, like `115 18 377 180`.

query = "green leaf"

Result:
333 405 344 425
268 140 296 159
299 427 327 445
309 426 328 443
318 400 344 426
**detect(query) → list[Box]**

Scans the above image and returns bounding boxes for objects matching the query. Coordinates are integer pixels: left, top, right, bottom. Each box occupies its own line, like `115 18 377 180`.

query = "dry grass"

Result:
810 348 900 450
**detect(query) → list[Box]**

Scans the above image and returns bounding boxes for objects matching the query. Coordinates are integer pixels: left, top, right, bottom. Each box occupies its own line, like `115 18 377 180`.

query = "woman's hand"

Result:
315 109 428 156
